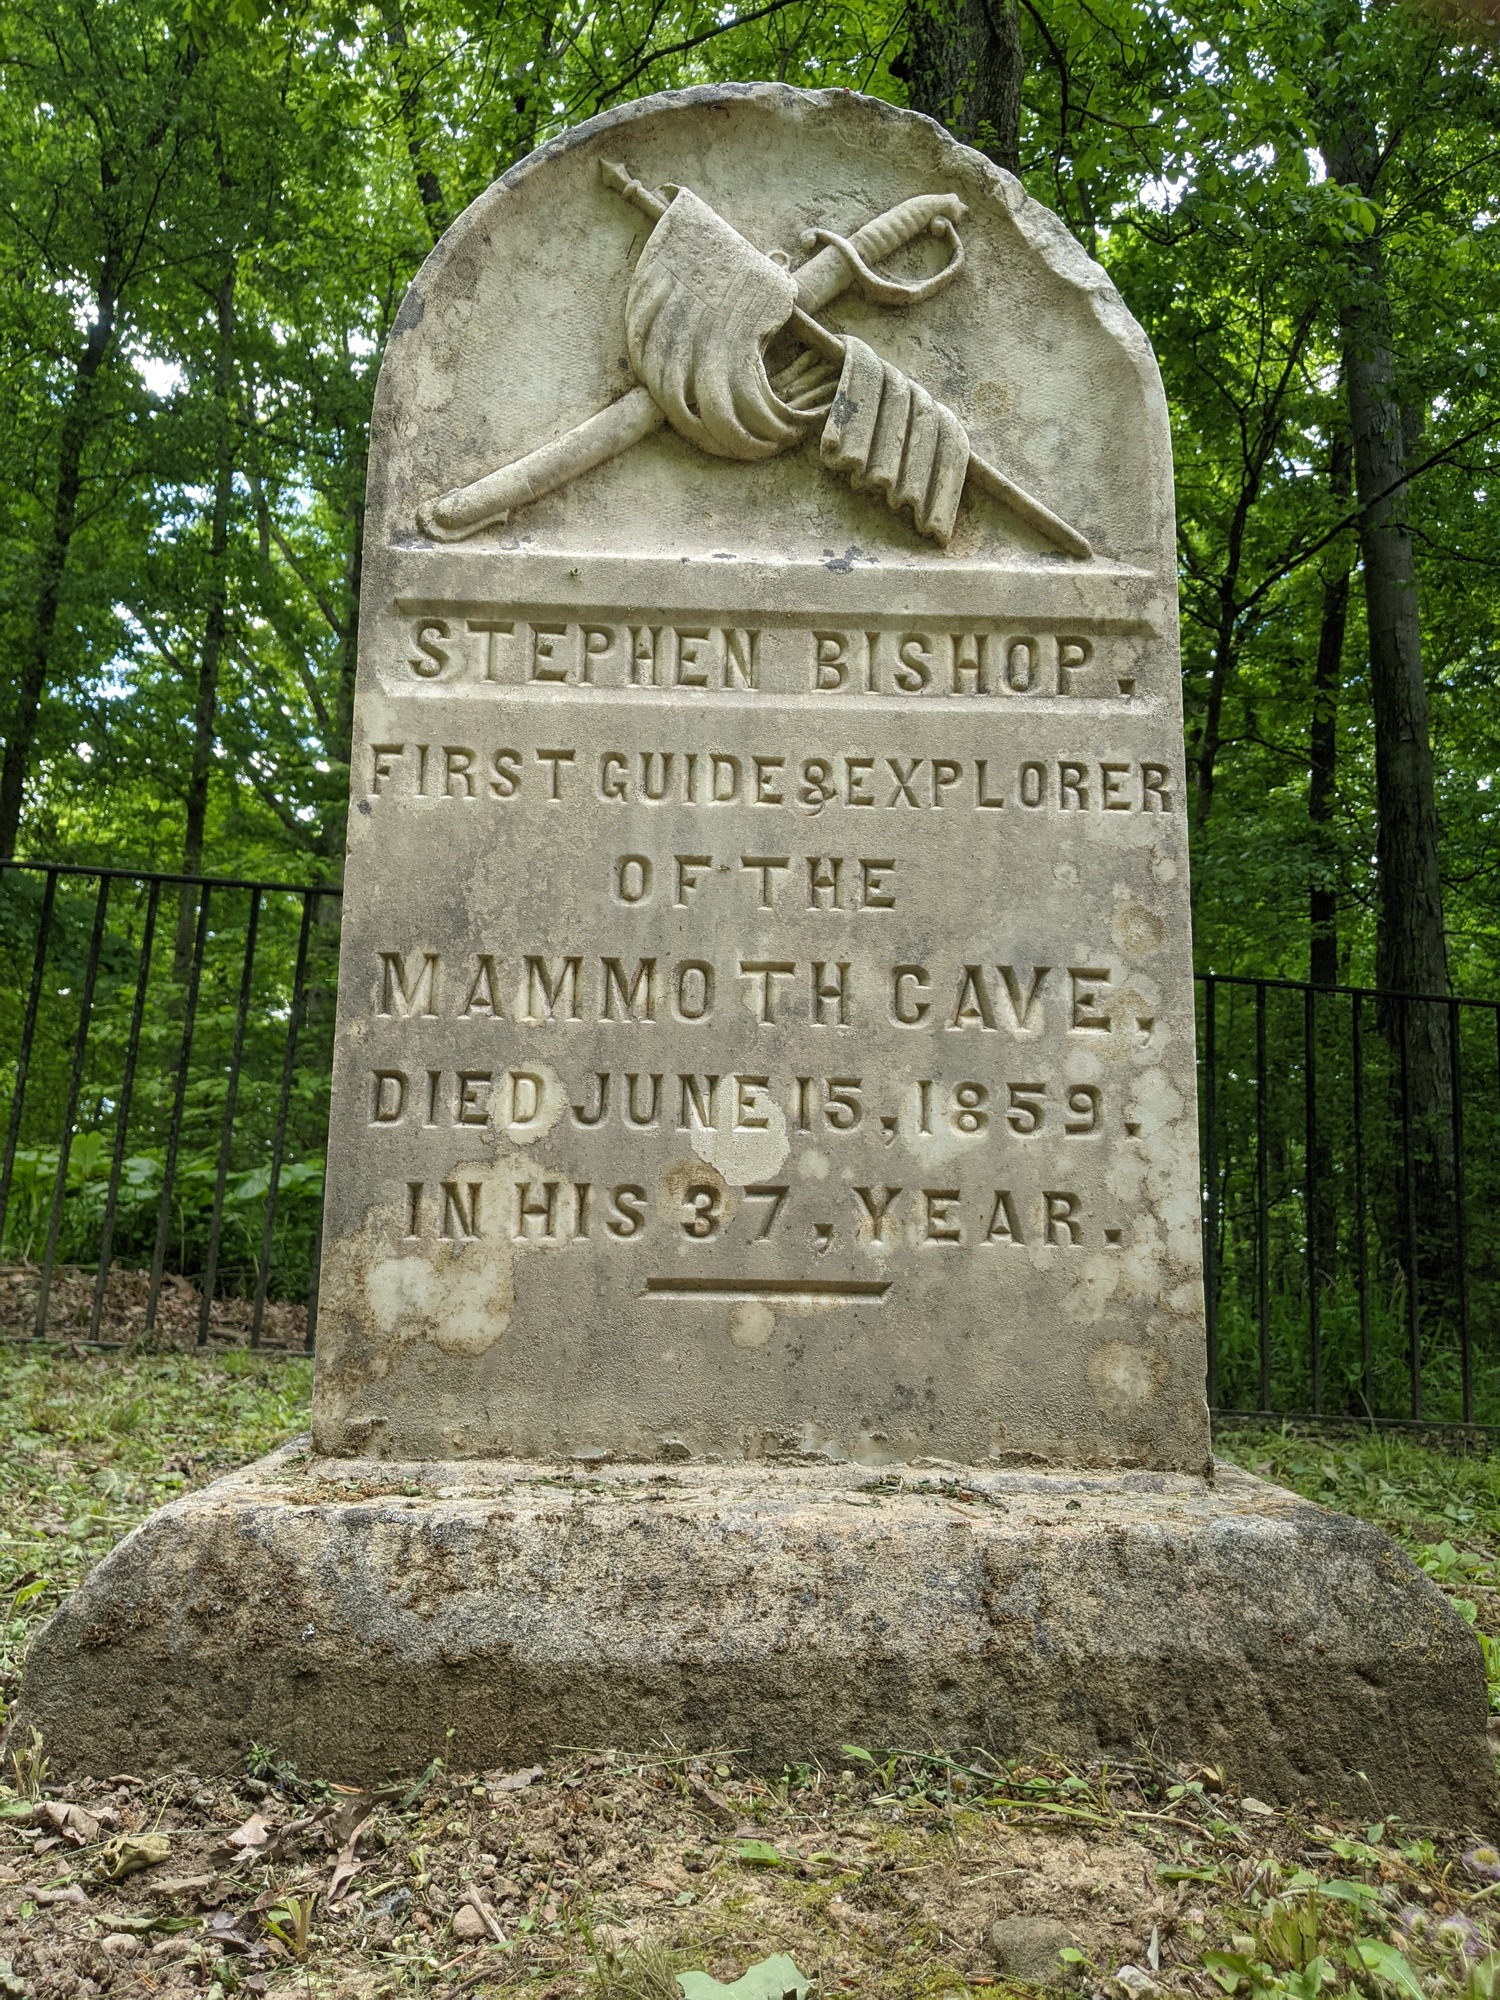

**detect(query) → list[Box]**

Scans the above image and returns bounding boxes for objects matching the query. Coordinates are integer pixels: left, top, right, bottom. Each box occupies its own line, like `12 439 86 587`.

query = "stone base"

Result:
16 1447 1495 1827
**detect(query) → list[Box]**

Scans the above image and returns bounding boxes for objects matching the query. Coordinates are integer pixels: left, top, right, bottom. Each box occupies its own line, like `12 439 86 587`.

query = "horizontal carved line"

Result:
642 1277 890 1300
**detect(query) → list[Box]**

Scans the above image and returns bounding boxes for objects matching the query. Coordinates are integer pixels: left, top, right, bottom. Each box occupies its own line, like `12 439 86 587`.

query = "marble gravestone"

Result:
313 85 1205 1470
16 88 1493 1823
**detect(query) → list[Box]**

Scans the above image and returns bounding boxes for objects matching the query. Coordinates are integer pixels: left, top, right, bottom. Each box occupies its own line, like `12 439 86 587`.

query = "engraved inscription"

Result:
389 607 1150 703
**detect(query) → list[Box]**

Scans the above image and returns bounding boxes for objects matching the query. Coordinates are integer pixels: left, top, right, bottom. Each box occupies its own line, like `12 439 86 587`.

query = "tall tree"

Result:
896 0 1024 173
1314 10 1450 1004
0 3 203 859
1308 422 1353 989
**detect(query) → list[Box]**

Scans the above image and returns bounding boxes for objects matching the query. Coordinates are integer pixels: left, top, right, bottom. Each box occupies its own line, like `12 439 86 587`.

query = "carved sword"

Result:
419 164 1092 561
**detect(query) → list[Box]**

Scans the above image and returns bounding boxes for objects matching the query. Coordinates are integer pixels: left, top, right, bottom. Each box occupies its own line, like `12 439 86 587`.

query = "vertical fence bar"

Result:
1352 992 1372 1415
0 868 59 1254
91 879 162 1341
197 890 262 1346
1202 975 1219 1410
34 876 111 1336
146 886 213 1334
1398 995 1421 1419
1255 980 1270 1411
251 894 314 1347
1449 996 1471 1425
1304 981 1321 1414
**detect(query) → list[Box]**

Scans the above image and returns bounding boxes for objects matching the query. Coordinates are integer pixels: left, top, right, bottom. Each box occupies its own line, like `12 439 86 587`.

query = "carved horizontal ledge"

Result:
381 555 1165 625
643 1278 891 1300
368 683 1158 713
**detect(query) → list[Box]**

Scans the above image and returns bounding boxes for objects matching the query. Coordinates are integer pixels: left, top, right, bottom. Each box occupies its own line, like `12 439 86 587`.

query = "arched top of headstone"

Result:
373 84 1172 576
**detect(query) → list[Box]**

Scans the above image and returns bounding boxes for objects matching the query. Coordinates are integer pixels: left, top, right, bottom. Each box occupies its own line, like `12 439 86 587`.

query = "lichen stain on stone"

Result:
1111 900 1167 955
1087 1339 1169 1413
730 1300 775 1348
657 1155 735 1229
500 1062 566 1145
690 1095 789 1184
1064 1236 1169 1325
319 1176 517 1370
367 1246 515 1359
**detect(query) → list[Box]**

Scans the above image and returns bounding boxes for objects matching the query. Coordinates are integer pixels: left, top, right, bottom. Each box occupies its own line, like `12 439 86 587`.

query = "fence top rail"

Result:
1198 969 1498 1012
0 860 345 899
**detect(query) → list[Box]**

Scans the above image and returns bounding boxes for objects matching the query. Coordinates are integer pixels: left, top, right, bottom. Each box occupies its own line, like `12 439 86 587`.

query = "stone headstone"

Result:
19 90 1492 1827
312 82 1208 1470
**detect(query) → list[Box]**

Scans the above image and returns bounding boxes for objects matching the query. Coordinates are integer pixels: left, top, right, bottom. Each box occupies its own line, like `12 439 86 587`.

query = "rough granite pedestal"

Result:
17 1446 1494 1826
14 86 1496 1824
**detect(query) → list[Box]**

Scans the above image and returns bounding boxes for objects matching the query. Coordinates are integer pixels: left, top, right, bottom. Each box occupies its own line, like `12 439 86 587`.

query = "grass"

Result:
0 1346 1498 1998
1214 1422 1500 1709
0 1341 310 1713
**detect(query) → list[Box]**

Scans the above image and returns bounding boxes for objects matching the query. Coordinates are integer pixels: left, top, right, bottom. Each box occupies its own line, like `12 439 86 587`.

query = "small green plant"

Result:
262 1892 316 1959
9 1727 45 1801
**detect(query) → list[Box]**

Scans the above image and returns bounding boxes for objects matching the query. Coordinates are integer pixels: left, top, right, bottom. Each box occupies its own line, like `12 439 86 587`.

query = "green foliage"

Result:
0 1342 310 1711
1217 1422 1500 1708
0 869 336 1303
0 0 1497 991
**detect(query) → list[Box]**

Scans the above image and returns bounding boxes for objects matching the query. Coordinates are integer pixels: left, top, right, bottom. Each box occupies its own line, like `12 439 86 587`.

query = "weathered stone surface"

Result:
16 1448 1493 1827
313 81 1208 1469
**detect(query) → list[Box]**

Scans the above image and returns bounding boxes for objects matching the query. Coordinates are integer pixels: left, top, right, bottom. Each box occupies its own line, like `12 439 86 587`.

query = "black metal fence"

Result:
1 861 1497 1424
0 862 340 1350
1200 973 1500 1429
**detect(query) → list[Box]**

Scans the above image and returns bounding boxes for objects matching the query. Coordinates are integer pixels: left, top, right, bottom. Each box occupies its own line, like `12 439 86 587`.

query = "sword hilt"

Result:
794 193 967 312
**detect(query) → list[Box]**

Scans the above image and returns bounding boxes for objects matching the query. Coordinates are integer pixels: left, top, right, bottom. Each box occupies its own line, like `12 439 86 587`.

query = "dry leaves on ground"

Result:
0 1745 1493 2000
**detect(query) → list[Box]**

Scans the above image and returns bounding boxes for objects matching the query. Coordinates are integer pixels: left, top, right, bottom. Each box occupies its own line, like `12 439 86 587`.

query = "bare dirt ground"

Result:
0 1744 1495 2000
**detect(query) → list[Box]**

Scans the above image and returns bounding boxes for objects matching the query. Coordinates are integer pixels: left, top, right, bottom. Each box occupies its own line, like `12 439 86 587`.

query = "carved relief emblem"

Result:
419 162 1091 557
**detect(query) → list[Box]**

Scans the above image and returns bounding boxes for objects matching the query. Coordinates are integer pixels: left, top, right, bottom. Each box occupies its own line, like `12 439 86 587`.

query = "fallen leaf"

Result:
677 1954 810 2000
326 1792 382 1905
36 1802 100 1845
259 1802 335 1862
29 1883 89 1909
225 1812 276 1856
202 1909 260 1956
150 1875 215 1901
1238 1797 1277 1817
729 1838 784 1868
684 1774 737 1823
93 1833 171 1882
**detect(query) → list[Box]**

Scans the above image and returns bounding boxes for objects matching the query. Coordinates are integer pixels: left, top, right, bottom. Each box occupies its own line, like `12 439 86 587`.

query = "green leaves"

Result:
727 1838 786 1867
1350 1939 1426 2000
677 1956 810 2000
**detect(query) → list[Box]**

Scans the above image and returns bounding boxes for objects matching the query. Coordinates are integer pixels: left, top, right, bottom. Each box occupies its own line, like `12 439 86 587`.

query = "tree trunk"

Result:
378 0 452 241
1321 91 1453 1367
1308 426 1352 989
0 269 118 860
896 0 1024 176
175 265 236 974
1340 265 1448 1004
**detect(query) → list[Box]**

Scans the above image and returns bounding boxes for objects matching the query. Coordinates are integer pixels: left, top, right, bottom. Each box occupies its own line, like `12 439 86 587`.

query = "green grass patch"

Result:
0 1341 310 1715
1216 1422 1500 1708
